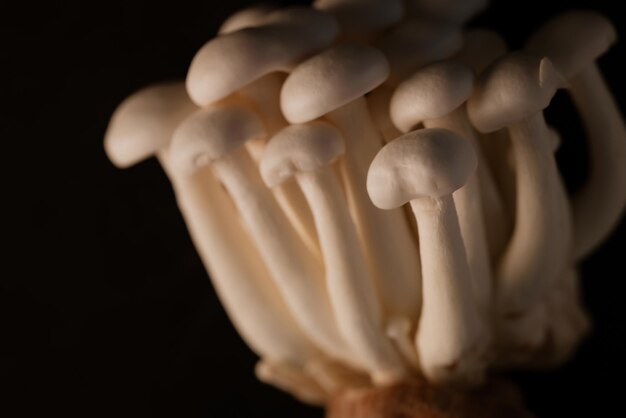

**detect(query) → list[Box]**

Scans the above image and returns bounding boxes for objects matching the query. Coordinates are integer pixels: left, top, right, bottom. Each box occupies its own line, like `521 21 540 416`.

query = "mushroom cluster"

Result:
104 0 625 412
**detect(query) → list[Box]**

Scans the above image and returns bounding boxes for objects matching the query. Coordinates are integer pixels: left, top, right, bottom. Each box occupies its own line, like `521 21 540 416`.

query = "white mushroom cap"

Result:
281 43 389 124
455 28 508 75
218 3 276 34
406 0 489 23
376 19 463 85
526 10 617 79
260 122 345 187
367 128 477 209
467 52 567 133
390 61 474 132
169 105 265 174
313 0 404 39
187 9 339 106
104 82 196 168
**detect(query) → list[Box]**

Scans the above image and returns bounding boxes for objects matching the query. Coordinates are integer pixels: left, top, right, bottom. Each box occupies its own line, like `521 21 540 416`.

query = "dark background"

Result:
3 0 625 416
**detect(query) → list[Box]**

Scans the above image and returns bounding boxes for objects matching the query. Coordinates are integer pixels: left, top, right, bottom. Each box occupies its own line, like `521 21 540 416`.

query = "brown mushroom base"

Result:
326 377 534 418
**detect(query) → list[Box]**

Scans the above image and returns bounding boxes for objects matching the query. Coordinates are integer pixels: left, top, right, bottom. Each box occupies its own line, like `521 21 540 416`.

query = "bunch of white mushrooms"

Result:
104 0 625 410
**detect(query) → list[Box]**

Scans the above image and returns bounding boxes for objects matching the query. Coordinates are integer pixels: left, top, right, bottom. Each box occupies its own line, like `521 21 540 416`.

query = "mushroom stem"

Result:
367 86 403 143
569 63 626 259
212 147 353 366
240 75 321 260
425 109 496 317
325 98 422 320
428 108 510 260
297 168 408 384
411 196 488 386
478 129 516 216
500 112 572 314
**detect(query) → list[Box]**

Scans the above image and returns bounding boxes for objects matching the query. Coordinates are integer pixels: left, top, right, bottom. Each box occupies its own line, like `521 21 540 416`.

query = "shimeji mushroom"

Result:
313 0 405 41
390 61 497 319
187 7 340 257
467 53 572 352
454 29 516 217
526 10 626 260
368 128 489 386
105 83 326 403
281 43 423 332
104 82 197 171
405 0 489 24
261 122 408 384
169 103 357 370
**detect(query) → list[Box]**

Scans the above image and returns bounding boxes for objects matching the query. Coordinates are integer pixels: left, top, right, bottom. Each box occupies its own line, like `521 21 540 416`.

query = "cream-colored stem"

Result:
411 195 487 386
159 152 316 365
428 107 510 259
500 113 572 314
325 98 422 321
212 148 352 365
569 63 626 259
297 168 407 384
478 129 516 216
367 86 403 143
425 109 495 318
239 75 321 260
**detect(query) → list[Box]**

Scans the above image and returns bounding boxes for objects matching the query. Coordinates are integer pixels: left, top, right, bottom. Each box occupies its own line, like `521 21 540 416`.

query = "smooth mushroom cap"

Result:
526 10 617 79
313 0 404 37
169 105 265 174
218 3 276 34
390 61 474 133
187 9 339 106
281 43 389 124
376 19 463 85
455 28 508 75
260 122 345 187
467 52 567 133
367 128 477 210
104 82 197 168
407 0 489 23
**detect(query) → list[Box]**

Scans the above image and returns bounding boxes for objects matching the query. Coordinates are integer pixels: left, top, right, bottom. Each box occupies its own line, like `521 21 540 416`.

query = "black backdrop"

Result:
4 0 626 417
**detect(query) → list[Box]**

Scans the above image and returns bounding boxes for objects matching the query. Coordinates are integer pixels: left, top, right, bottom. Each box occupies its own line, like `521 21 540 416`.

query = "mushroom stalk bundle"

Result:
105 2 623 417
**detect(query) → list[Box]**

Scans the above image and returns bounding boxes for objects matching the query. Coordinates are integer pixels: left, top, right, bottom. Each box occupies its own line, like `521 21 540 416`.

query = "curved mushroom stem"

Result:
498 113 572 322
478 128 517 218
239 74 321 260
411 195 489 386
213 147 354 366
325 98 422 322
428 108 510 259
569 63 626 259
425 109 498 318
297 168 408 385
367 86 403 143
